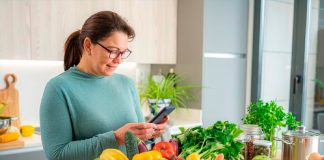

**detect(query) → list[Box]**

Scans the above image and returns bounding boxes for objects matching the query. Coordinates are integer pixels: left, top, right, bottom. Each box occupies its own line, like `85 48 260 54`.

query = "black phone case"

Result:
148 106 176 124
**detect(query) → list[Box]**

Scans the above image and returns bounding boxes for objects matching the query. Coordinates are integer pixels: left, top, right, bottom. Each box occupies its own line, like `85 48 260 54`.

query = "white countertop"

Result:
0 108 202 156
0 134 43 156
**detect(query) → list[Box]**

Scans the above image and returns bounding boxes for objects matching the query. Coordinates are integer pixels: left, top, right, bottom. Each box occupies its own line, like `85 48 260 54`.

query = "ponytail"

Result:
64 30 82 71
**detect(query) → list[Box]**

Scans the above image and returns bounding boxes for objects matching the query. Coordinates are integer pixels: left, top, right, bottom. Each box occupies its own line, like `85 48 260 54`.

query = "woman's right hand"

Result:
114 123 156 145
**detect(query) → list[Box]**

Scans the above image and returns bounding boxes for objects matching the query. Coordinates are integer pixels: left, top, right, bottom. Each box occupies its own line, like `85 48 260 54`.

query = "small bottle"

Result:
239 124 264 160
253 140 271 158
152 68 164 83
166 68 178 87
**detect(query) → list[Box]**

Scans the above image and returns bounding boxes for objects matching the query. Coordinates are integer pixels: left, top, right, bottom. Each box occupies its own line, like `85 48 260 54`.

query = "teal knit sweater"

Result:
40 66 144 160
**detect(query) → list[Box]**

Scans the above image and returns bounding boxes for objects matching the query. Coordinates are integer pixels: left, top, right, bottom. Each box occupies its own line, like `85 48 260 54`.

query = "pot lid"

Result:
284 126 320 137
253 140 272 147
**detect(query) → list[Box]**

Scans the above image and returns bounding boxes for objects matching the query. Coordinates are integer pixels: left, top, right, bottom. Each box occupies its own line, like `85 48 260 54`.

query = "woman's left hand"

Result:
151 116 169 138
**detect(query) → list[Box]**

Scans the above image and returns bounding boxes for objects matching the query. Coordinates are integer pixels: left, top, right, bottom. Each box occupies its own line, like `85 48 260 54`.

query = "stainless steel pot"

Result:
282 126 320 160
0 117 11 134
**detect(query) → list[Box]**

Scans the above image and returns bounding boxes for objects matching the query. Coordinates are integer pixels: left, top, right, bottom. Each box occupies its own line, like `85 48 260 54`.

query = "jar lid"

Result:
253 140 272 147
284 126 320 137
240 124 263 134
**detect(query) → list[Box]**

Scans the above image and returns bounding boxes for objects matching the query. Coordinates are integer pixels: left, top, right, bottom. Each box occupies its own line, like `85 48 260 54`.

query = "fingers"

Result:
130 122 156 130
128 123 157 140
158 116 170 124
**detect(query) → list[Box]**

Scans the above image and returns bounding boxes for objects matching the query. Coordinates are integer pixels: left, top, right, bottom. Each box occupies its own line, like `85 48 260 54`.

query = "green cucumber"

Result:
125 131 139 159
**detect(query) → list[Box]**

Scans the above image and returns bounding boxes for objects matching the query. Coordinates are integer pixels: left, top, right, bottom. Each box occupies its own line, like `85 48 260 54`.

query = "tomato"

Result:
215 153 224 160
153 141 176 159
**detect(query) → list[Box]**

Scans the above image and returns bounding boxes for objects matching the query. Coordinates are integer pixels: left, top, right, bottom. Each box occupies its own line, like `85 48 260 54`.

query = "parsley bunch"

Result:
242 100 301 156
174 121 244 160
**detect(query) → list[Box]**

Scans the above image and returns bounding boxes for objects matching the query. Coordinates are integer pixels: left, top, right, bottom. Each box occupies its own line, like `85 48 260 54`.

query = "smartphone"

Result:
148 106 176 124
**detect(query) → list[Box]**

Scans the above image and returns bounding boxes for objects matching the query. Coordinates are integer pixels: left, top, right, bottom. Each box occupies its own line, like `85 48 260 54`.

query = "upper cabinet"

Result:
0 0 31 59
0 0 177 64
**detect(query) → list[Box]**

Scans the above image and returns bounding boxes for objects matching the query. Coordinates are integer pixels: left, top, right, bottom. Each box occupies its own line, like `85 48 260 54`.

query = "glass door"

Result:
251 0 295 113
304 0 324 134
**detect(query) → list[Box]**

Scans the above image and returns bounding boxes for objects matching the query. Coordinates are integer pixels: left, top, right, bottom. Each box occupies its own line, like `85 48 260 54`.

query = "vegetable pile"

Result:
174 121 244 160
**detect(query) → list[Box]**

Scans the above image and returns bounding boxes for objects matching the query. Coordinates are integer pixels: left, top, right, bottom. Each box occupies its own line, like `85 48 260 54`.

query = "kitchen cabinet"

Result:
0 0 31 59
0 0 177 64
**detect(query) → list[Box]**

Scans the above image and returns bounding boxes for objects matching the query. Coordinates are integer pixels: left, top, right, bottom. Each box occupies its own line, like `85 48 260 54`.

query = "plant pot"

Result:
148 98 171 115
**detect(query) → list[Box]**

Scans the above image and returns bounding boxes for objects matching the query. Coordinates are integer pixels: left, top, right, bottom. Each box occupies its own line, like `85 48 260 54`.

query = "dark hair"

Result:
64 11 135 71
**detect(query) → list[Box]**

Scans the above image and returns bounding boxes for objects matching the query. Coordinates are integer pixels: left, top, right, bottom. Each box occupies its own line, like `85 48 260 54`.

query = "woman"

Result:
40 11 169 160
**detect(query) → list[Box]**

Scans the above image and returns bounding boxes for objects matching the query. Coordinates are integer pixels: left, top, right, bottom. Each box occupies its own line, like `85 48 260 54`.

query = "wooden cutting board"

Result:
0 140 24 151
0 73 20 128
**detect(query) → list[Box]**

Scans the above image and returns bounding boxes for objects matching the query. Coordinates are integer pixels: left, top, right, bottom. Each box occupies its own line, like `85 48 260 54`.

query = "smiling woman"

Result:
40 11 170 160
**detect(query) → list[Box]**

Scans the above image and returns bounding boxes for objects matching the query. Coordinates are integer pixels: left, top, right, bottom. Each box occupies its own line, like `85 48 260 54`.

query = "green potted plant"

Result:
242 100 301 158
139 74 197 115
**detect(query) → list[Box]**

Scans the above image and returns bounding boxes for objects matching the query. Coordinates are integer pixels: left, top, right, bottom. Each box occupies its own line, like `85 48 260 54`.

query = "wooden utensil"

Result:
0 73 20 128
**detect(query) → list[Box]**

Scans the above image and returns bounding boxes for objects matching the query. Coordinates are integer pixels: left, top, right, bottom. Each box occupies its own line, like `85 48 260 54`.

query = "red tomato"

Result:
215 153 224 160
153 141 175 159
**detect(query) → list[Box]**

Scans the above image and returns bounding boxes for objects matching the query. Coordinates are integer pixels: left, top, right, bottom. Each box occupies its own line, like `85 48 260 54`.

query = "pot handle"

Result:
274 137 294 145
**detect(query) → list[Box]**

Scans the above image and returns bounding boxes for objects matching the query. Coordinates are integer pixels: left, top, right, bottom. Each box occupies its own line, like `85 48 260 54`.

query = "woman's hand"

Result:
151 116 169 138
114 122 156 145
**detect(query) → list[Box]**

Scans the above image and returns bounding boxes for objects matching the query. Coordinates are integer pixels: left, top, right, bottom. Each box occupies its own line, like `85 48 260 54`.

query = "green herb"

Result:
139 74 198 109
242 100 301 157
174 121 244 160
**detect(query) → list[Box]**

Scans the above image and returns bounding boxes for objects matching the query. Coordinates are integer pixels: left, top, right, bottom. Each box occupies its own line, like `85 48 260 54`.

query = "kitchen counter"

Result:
0 134 43 156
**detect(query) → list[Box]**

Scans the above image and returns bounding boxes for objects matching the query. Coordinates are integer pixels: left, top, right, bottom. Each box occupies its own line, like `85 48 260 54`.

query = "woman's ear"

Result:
83 37 93 55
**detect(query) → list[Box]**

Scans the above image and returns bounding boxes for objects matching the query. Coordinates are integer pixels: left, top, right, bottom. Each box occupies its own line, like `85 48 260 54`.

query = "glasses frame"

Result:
96 42 132 59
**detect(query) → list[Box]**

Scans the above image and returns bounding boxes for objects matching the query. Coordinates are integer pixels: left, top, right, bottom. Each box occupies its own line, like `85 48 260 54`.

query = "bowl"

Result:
0 117 12 135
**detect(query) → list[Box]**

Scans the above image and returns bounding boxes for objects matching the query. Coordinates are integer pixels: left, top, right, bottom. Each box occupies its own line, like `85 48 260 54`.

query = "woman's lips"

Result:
106 65 116 70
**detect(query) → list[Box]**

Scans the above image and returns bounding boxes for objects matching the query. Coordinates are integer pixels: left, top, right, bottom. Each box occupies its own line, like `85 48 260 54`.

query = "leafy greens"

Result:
174 121 244 160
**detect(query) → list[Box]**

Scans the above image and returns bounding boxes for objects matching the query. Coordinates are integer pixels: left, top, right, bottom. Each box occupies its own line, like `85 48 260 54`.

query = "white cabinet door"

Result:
30 0 93 60
1 0 177 64
0 0 31 59
126 0 177 64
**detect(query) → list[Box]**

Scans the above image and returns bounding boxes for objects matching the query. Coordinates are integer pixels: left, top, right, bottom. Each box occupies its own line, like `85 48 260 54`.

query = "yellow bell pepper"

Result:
132 150 162 160
186 153 200 160
100 149 129 160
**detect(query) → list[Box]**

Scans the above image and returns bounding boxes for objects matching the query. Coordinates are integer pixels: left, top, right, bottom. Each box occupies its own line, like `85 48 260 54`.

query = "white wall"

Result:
0 60 150 127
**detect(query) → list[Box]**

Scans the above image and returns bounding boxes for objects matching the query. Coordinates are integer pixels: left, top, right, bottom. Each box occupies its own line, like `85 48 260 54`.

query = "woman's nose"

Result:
112 53 123 63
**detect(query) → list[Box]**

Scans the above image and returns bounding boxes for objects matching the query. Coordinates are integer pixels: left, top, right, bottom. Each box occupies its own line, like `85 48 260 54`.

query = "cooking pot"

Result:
281 126 320 160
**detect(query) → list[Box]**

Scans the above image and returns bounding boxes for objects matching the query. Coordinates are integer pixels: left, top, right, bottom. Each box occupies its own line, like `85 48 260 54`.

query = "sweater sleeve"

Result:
40 82 119 160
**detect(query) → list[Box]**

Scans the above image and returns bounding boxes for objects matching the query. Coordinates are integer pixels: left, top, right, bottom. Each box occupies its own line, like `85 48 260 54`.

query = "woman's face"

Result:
89 31 129 76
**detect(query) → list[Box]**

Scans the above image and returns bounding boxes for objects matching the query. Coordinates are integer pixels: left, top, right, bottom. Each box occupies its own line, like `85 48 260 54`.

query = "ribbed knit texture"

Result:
40 66 144 160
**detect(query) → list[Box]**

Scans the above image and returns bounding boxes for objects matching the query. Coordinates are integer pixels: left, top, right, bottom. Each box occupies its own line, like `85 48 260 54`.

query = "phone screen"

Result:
148 106 176 124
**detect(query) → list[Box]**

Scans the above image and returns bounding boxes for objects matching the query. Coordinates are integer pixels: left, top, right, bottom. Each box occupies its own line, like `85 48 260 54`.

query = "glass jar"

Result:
253 140 271 158
239 124 264 160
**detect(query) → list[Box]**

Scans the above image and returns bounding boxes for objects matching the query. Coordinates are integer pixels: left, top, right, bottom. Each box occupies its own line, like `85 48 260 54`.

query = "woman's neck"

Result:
76 57 95 75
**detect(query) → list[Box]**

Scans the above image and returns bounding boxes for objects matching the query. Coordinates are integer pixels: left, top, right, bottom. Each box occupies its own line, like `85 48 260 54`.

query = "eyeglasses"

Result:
96 42 132 59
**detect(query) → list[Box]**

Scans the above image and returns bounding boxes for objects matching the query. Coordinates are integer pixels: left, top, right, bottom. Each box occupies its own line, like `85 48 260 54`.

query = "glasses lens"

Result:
121 50 131 59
